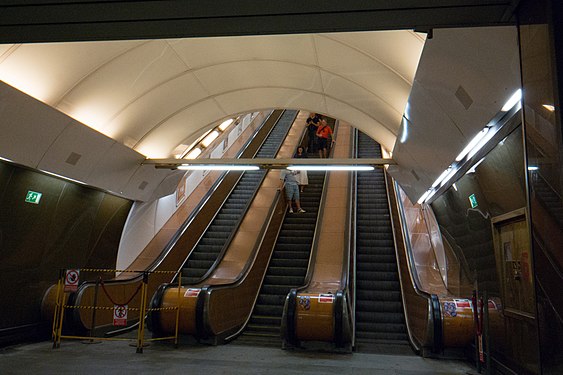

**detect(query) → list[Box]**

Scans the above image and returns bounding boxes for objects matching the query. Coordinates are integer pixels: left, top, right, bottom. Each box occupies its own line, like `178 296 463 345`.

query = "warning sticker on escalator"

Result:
318 294 334 303
298 296 310 310
184 288 200 297
454 299 471 308
443 301 457 317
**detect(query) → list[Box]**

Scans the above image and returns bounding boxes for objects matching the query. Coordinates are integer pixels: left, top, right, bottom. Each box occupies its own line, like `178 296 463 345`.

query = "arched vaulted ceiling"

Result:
0 31 425 158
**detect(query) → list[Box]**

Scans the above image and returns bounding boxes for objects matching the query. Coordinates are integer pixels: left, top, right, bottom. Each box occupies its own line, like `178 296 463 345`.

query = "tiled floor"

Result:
0 338 478 375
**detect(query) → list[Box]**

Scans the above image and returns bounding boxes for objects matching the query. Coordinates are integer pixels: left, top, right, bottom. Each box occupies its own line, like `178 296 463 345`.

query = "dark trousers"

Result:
307 130 317 152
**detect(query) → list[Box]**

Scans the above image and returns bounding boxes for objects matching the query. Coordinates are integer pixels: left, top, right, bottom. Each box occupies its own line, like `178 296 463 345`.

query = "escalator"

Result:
181 110 297 284
355 131 410 353
44 110 295 334
237 170 326 345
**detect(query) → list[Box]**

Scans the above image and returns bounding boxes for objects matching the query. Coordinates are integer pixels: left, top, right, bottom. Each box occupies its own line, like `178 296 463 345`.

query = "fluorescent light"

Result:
453 183 458 191
177 165 259 171
440 167 459 187
417 190 432 204
501 89 522 112
528 166 539 171
542 104 555 112
184 148 202 159
219 119 234 131
201 131 219 147
0 156 13 163
467 127 495 160
456 127 490 161
400 117 408 143
432 168 452 188
288 165 374 171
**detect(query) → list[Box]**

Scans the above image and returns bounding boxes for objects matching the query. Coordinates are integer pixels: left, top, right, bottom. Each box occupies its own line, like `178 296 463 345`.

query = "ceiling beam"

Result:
0 1 517 43
143 157 396 169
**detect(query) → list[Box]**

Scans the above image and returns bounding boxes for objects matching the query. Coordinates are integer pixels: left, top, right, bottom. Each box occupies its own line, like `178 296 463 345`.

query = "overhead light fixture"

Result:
455 127 490 162
542 104 555 112
528 166 539 171
400 117 409 143
501 89 522 112
440 167 459 187
0 156 13 163
467 127 495 160
453 183 458 191
219 119 234 131
417 189 433 204
201 131 220 147
177 165 259 171
184 148 202 159
288 165 374 171
432 168 452 188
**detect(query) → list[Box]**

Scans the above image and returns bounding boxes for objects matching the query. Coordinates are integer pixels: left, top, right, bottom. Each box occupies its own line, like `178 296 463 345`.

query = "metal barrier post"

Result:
174 272 182 348
136 272 148 353
52 269 64 348
55 270 67 349
86 278 100 342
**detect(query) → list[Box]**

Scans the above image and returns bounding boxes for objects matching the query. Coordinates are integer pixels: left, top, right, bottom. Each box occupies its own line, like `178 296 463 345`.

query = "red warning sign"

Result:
113 305 128 326
319 294 334 303
184 288 200 297
64 269 80 292
454 299 471 308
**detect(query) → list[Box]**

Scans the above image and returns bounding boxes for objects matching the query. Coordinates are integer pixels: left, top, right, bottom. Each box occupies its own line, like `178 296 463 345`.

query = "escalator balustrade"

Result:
355 131 410 352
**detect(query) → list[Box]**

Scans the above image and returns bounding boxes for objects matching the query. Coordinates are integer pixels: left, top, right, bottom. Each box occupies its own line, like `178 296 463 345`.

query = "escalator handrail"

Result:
294 119 339 290
148 110 278 275
66 110 282 330
199 118 309 340
390 175 442 353
176 109 297 284
74 109 279 291
200 188 284 340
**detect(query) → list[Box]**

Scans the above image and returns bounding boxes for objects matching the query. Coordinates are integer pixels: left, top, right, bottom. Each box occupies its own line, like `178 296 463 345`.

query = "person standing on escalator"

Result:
316 118 334 159
306 112 321 154
280 169 306 214
294 146 308 193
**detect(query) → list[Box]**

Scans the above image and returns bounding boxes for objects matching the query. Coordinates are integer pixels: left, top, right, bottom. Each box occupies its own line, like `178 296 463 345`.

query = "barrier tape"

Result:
62 305 178 312
100 278 142 306
78 268 176 274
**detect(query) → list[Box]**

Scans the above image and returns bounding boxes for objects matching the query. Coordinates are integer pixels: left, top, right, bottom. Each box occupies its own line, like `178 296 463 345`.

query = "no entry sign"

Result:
64 269 80 292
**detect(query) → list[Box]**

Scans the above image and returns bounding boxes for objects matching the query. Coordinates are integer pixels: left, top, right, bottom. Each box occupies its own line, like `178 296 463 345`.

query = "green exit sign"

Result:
25 190 42 204
468 193 478 208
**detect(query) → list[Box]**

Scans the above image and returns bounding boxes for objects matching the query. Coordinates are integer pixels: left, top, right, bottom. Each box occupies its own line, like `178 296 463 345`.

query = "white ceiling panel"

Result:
37 119 115 181
0 41 142 105
0 82 72 166
324 96 396 152
135 99 225 158
168 34 316 69
105 72 208 146
320 70 401 134
195 60 322 95
314 35 411 113
325 31 425 85
56 41 188 134
215 88 327 118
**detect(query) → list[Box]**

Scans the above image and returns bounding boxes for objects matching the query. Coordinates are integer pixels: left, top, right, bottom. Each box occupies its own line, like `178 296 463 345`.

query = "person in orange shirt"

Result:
316 119 334 158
